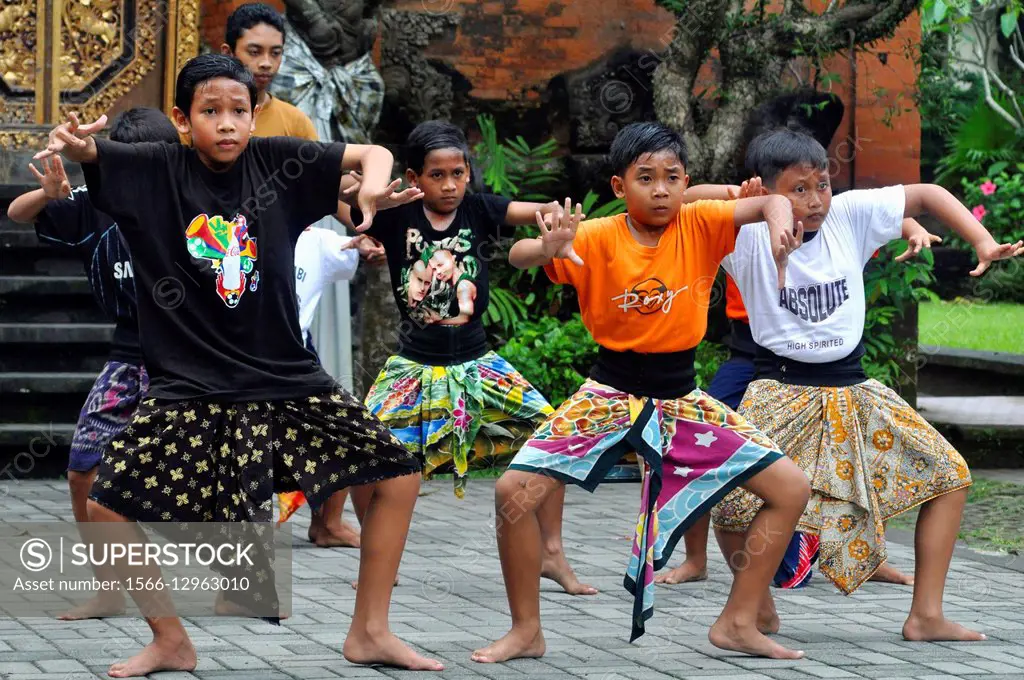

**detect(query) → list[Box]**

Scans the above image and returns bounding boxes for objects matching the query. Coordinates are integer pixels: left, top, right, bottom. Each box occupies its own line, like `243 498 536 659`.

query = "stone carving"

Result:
283 0 380 69
378 9 459 129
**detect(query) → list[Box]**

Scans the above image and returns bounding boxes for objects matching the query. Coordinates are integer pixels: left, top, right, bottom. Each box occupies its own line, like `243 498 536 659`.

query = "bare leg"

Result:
538 485 597 595
903 488 985 642
714 529 778 634
471 470 562 663
308 489 361 548
57 469 126 620
869 523 914 585
348 484 398 589
708 459 808 659
870 561 915 585
342 473 443 671
656 515 710 584
86 500 197 678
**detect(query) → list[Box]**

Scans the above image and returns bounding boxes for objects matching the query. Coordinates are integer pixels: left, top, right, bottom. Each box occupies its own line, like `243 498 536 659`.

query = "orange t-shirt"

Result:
724 275 749 323
545 200 737 353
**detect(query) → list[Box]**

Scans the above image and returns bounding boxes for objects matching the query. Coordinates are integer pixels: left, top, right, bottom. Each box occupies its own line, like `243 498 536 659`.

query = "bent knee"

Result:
494 471 556 520
769 458 811 508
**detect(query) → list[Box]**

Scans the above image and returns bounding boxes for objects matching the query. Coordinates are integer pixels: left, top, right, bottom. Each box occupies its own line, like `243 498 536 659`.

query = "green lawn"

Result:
919 301 1024 353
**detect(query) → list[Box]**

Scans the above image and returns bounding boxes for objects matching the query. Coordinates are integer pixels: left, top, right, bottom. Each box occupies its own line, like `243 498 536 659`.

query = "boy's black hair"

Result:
225 3 285 50
406 120 472 174
108 107 179 145
736 89 843 178
745 126 829 187
609 122 688 176
174 54 258 115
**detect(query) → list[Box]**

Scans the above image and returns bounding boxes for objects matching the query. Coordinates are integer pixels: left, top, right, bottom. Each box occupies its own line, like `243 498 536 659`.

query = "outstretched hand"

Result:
341 233 386 264
895 231 942 262
538 197 585 266
971 239 1024 276
34 113 107 162
727 176 767 200
770 219 804 289
346 177 424 231
29 156 72 200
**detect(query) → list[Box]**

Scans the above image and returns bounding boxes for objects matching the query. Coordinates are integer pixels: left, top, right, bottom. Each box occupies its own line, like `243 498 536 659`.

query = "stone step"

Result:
0 371 96 394
0 228 83 277
0 275 91 295
0 322 112 344
0 343 107 373
0 423 75 446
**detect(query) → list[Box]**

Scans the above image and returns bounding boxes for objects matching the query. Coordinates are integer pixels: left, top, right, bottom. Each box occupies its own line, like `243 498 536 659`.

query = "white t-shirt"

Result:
722 186 905 363
294 227 359 336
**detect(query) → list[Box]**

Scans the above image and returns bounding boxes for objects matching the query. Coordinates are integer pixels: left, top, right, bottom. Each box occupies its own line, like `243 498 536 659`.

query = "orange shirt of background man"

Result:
545 200 737 353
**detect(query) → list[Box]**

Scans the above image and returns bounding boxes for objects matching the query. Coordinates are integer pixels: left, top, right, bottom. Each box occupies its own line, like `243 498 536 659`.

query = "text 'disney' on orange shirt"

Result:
545 200 737 353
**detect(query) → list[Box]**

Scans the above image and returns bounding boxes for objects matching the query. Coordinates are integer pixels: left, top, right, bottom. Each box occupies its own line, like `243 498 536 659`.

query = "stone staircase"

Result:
0 169 112 479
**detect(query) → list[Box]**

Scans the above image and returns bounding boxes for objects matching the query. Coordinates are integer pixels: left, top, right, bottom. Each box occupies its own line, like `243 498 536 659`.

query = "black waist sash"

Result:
590 347 697 400
754 340 867 387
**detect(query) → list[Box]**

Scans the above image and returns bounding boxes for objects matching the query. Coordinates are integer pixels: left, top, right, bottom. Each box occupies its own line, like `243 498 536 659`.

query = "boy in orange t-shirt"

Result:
473 122 811 664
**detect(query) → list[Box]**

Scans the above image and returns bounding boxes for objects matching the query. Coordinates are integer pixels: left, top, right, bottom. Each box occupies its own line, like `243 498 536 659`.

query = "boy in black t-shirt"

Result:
312 121 596 596
35 54 441 675
8 107 178 622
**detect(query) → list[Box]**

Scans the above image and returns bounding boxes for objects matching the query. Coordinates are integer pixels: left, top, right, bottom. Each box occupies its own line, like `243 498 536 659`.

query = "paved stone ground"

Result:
2 479 1024 680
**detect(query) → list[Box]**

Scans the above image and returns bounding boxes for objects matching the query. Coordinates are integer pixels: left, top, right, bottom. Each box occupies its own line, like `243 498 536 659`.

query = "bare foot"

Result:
471 627 545 663
309 520 361 548
757 591 780 634
343 629 443 670
869 561 915 585
709 619 804 659
57 594 125 620
903 614 986 642
107 637 197 678
654 559 708 585
541 550 597 595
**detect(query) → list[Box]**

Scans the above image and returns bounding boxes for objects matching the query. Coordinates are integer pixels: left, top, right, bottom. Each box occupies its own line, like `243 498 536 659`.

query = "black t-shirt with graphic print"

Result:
35 187 141 364
362 193 512 365
81 136 345 401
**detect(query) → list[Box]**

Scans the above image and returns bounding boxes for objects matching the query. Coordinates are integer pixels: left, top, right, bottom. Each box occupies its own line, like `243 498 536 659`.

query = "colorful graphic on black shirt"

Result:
185 214 259 307
399 227 479 325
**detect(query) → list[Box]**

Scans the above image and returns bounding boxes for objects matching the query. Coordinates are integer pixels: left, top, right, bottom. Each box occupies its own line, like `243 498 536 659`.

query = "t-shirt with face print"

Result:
363 193 512 365
722 185 905 363
81 136 346 401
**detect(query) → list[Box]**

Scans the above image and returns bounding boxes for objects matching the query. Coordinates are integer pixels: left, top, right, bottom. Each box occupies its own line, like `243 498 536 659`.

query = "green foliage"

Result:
498 315 598 405
483 287 529 339
959 170 1024 245
695 341 728 390
473 114 561 201
862 243 938 386
974 258 1024 302
922 0 1024 33
936 97 1024 188
581 191 626 219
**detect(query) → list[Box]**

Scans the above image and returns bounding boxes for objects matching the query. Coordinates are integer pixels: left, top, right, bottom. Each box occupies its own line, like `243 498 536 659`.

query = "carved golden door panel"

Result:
0 0 200 149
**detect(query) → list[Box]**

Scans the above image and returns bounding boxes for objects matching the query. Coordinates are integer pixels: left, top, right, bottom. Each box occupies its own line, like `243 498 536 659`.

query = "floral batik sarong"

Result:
508 379 784 641
277 351 551 522
713 378 972 595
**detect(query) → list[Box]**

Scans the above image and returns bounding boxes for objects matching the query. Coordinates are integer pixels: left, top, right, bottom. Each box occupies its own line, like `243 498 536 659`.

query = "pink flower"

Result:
972 204 987 221
980 180 997 196
452 397 471 431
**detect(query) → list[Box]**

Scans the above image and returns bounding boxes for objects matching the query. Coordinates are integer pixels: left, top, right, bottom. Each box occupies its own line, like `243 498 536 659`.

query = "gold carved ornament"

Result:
0 0 199 150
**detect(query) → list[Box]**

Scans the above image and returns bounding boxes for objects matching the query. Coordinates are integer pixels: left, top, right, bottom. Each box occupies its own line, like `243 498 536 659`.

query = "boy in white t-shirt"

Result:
279 226 384 547
712 127 1022 643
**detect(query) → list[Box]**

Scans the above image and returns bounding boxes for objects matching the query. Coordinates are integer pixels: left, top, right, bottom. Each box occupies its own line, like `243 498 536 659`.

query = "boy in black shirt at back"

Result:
35 54 441 676
7 107 178 622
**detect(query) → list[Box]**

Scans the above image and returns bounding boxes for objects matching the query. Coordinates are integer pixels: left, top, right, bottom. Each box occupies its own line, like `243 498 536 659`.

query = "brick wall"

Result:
196 0 920 186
